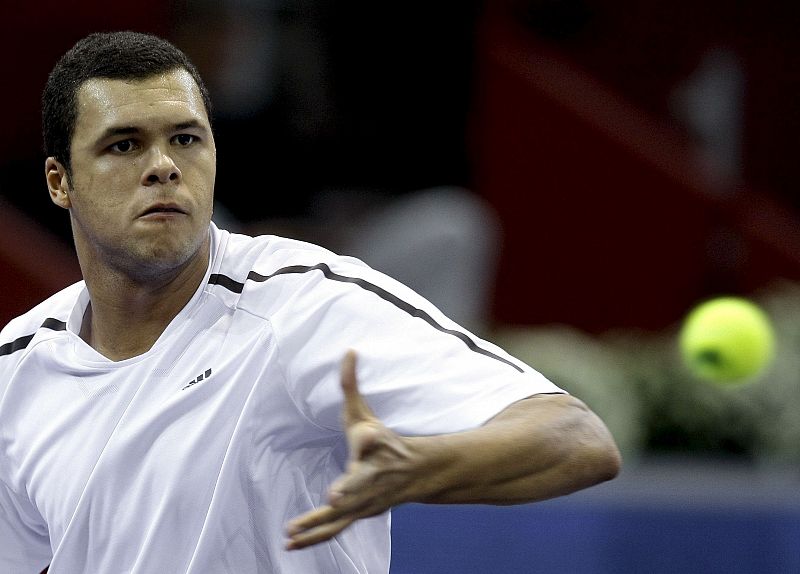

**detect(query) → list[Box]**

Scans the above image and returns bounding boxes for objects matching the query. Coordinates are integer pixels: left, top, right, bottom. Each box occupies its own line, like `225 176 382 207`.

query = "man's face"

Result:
47 68 216 282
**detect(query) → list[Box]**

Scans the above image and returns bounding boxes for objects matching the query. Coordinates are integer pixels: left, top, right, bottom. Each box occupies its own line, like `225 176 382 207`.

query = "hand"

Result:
285 350 419 550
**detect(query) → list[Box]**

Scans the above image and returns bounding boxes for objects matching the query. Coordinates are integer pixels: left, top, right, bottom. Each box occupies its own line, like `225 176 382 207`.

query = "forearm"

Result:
404 394 621 506
286 359 621 550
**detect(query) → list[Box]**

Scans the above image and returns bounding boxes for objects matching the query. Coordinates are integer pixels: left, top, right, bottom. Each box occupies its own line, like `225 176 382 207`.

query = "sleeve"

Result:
273 257 564 436
0 478 51 573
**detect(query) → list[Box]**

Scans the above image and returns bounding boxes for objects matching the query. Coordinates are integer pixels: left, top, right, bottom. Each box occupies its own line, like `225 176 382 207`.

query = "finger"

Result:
286 514 355 550
285 502 369 548
286 495 389 551
286 505 335 536
287 486 380 536
340 350 375 426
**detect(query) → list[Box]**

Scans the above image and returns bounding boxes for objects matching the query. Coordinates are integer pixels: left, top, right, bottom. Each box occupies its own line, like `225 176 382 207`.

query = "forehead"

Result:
74 69 209 133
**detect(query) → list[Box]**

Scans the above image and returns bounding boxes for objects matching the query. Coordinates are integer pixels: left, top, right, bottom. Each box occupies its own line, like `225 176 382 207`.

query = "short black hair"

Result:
42 31 213 174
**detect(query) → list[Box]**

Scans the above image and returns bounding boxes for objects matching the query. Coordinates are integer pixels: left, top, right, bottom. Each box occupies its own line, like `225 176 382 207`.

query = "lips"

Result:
139 203 188 217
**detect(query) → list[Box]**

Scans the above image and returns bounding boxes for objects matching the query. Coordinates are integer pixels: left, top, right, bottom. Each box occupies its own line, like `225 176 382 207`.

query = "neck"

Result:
79 239 210 361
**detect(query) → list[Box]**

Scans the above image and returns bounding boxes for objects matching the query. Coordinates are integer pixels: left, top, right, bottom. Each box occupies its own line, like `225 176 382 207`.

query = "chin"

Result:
127 234 207 281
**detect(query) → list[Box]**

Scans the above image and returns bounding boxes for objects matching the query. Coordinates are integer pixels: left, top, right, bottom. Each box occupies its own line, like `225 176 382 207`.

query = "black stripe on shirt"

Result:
209 263 524 373
0 318 67 357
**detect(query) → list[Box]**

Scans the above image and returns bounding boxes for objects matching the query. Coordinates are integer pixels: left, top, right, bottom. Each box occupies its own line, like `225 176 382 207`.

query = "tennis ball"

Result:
679 297 775 384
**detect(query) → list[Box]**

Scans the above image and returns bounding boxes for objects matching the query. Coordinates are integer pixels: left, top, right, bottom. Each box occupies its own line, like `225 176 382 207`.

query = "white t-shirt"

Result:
0 224 562 573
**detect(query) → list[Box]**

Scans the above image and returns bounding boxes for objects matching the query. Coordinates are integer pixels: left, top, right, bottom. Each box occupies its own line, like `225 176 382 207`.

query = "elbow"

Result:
566 397 622 488
591 432 622 485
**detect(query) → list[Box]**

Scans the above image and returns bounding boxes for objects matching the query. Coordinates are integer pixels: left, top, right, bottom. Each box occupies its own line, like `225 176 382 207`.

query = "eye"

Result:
173 134 197 146
110 139 137 153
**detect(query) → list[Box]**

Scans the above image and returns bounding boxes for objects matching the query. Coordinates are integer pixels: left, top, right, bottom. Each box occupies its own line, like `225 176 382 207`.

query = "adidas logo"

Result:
182 368 212 390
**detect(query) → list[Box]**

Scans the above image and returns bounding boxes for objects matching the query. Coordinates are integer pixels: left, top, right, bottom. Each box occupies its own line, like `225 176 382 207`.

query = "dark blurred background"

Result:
3 2 800 572
3 1 800 331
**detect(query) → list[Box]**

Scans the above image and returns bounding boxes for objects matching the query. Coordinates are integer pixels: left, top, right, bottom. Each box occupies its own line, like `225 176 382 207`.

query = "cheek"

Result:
184 157 216 200
73 152 131 179
69 172 129 218
71 155 132 192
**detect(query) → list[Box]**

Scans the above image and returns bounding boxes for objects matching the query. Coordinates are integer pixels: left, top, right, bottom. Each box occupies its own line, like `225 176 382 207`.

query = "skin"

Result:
45 69 216 360
286 351 621 549
41 66 621 558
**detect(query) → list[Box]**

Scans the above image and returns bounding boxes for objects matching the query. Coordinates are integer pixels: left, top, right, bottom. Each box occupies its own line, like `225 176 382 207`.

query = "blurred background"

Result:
2 1 800 571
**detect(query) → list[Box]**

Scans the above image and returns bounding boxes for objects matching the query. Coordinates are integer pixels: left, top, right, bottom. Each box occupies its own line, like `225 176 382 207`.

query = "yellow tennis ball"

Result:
679 297 775 384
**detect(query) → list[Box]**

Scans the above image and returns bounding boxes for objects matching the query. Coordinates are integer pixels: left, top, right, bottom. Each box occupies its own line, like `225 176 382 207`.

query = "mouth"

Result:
139 204 188 218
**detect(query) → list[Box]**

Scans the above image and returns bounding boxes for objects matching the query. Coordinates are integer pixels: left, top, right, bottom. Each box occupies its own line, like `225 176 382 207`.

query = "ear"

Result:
45 157 72 209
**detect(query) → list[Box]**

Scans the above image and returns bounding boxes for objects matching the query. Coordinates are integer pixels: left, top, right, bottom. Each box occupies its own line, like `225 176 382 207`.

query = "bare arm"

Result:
409 391 621 505
286 351 621 549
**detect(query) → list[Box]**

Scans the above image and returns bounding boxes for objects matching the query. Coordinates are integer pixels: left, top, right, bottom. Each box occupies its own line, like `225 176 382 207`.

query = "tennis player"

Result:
0 32 620 573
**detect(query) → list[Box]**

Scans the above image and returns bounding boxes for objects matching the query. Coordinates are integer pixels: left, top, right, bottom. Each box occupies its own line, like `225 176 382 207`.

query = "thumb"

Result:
340 350 376 428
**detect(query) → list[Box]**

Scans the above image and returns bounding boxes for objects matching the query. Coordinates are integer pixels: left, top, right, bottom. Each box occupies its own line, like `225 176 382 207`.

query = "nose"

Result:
141 146 182 186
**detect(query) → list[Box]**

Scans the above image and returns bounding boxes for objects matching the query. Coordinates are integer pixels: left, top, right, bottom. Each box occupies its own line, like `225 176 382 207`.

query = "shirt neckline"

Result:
65 225 222 368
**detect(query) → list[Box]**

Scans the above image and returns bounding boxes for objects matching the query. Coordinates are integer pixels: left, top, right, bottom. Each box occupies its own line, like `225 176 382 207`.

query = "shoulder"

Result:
0 281 82 362
218 230 345 276
208 228 410 316
215 225 377 273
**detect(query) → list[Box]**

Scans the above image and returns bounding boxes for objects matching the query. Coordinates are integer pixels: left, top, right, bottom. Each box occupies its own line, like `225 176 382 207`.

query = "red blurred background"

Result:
2 0 799 332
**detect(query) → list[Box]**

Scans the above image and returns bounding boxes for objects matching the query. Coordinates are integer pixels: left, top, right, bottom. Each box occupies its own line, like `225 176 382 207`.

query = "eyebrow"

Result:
97 120 208 142
173 120 206 132
99 126 139 140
